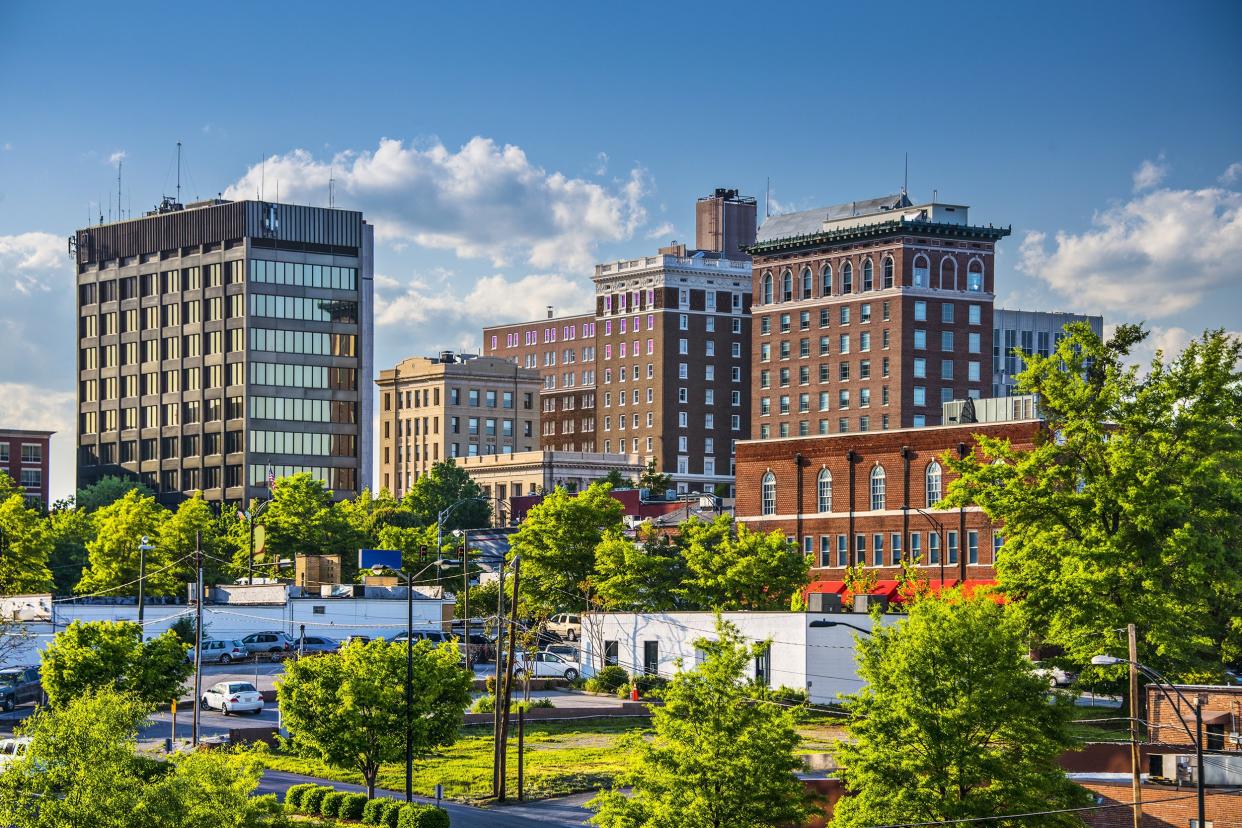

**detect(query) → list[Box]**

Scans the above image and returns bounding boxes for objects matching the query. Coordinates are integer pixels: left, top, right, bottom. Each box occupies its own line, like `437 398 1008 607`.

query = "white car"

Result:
0 737 29 769
1032 661 1077 688
201 681 264 715
513 651 580 682
545 614 581 641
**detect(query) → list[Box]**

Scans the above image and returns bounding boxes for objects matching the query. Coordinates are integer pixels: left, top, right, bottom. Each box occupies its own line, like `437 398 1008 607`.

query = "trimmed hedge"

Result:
586 665 628 693
397 803 451 828
302 785 333 815
339 792 369 821
284 782 318 809
361 797 390 824
379 798 405 827
320 790 347 818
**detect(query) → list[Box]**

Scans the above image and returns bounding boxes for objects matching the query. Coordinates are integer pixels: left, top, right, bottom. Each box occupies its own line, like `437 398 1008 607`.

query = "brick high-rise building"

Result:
73 199 374 505
483 189 755 496
0 428 54 506
748 194 1010 438
375 352 541 498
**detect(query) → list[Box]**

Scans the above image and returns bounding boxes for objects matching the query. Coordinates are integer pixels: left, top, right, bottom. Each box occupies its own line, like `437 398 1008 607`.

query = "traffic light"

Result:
418 545 428 563
456 544 465 557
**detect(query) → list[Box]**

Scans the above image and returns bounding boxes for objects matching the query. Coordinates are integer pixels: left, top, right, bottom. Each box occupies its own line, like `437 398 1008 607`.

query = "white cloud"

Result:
645 222 676 241
0 232 62 294
0 383 76 502
223 137 649 272
594 152 609 176
1221 162 1242 185
2 143 11 152
1017 181 1242 318
374 269 593 331
1132 154 1168 192
107 150 126 167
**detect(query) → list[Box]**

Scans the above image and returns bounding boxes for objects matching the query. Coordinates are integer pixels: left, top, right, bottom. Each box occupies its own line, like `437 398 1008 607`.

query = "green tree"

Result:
76 489 174 596
0 492 54 594
44 501 94 595
40 620 191 707
679 515 809 610
337 488 414 550
402 461 490 529
161 494 220 583
593 527 685 611
74 475 156 512
261 473 354 575
638 458 673 494
590 618 809 828
594 469 634 489
0 687 285 828
942 325 1242 682
511 483 624 612
277 638 471 798
831 594 1089 827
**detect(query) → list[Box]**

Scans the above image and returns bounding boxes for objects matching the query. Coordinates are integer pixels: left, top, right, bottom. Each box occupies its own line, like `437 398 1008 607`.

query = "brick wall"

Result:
1079 780 1242 828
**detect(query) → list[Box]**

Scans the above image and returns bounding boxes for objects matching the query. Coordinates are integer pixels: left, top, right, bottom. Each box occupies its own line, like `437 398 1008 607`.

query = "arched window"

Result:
870 465 886 511
912 254 929 288
817 468 832 513
940 257 958 291
841 262 853 294
820 264 832 296
925 461 942 508
761 273 773 305
882 257 895 289
862 259 874 291
967 261 984 292
801 268 813 299
781 270 793 302
761 472 777 515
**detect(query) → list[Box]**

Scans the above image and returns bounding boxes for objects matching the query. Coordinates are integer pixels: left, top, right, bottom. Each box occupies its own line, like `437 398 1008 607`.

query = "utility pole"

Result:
492 556 506 797
460 531 470 671
1127 623 1141 828
517 705 525 802
497 557 521 801
192 531 204 747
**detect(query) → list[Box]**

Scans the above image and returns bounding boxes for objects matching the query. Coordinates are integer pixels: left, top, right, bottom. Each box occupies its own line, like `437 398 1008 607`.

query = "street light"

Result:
809 619 873 636
909 507 947 588
374 558 445 804
435 495 510 675
137 535 155 625
1091 654 1206 828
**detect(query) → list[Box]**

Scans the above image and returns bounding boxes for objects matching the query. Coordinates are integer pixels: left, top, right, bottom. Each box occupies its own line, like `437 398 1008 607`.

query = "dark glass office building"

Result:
73 199 374 505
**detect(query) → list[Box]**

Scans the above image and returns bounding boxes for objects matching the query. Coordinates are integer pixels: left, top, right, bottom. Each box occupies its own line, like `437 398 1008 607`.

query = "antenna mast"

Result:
329 166 335 209
176 142 182 204
903 152 908 196
765 177 770 218
117 160 123 220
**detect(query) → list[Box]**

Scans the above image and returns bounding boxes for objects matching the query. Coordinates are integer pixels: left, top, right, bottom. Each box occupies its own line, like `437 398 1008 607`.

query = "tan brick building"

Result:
735 417 1041 587
748 194 1010 438
457 449 643 504
375 352 540 497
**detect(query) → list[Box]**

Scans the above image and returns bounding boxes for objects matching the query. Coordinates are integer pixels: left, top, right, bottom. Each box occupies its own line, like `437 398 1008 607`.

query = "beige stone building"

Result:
458 449 643 504
376 352 541 497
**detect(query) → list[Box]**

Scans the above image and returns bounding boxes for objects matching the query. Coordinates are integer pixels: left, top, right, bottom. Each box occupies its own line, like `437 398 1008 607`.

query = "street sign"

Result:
434 783 443 805
358 549 402 570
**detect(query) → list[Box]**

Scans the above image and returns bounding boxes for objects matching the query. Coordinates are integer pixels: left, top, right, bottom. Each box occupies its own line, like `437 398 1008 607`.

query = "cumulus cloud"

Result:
107 150 126 167
1017 177 1242 318
0 232 63 294
374 268 593 330
1132 154 1168 191
594 152 609 176
645 222 676 241
223 137 649 272
1221 162 1242 185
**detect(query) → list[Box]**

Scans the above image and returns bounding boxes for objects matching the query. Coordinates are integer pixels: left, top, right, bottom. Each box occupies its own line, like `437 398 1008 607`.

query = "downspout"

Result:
957 441 968 581
846 450 859 567
900 446 911 565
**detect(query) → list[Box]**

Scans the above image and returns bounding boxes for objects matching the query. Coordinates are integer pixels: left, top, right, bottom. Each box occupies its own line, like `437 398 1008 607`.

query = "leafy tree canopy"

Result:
831 594 1089 827
40 620 191 707
0 492 54 594
679 515 809 610
594 469 634 489
261 473 356 577
942 325 1242 681
590 617 809 828
43 504 93 595
401 461 491 530
593 527 685 612
277 638 471 797
638 459 673 494
75 475 156 512
76 489 177 596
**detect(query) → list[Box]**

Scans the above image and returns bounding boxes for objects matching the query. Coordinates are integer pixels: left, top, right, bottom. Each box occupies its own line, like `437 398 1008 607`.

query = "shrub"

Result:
285 782 318 809
470 694 496 713
589 665 629 693
379 798 405 827
767 685 809 706
484 674 497 695
362 797 392 824
302 785 333 815
339 792 369 821
518 697 554 711
320 791 346 818
617 672 667 698
397 803 451 828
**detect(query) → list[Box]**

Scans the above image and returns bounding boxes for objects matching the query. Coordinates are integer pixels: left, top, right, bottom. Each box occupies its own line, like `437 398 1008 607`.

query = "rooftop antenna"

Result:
116 159 123 220
261 154 266 201
903 152 908 197
329 164 335 208
765 177 770 218
176 141 182 204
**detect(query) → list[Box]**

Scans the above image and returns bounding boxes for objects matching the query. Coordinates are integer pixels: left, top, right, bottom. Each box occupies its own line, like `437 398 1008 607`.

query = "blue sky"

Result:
1 0 1239 500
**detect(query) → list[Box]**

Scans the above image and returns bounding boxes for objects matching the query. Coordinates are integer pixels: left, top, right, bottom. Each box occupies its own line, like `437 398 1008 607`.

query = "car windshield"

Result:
0 674 21 686
228 683 257 693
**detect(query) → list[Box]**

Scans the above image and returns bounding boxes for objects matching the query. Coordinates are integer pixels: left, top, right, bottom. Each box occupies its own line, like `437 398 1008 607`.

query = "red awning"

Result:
872 580 902 600
805 580 847 596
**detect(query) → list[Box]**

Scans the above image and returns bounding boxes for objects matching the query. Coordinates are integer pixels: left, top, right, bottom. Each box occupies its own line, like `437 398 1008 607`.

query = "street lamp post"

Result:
910 507 946 588
435 495 509 674
1091 654 1206 828
137 535 154 625
809 619 873 636
246 499 271 585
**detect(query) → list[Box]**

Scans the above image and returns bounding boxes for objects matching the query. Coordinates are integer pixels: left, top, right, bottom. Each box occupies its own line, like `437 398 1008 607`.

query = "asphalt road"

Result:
256 770 594 827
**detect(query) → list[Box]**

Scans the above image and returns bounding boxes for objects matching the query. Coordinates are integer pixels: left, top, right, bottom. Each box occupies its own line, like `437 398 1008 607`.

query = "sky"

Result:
1 1 1239 502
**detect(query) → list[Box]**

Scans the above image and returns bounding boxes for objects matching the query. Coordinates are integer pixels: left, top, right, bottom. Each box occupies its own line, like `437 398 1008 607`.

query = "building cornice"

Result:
748 219 1012 257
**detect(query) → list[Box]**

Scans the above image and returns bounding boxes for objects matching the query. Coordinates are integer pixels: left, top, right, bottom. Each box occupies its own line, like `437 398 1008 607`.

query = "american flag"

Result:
266 465 276 487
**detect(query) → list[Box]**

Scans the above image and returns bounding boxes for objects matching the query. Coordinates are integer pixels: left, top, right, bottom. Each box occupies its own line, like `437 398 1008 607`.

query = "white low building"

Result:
580 611 898 704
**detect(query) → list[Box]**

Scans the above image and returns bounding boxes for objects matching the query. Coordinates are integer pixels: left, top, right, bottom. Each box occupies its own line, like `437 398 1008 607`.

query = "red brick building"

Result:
735 418 1041 590
748 194 1010 438
0 428 54 507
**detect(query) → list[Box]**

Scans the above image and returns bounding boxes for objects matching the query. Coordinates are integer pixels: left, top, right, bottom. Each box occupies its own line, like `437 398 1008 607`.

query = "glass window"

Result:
761 472 776 515
925 461 942 507
870 466 886 510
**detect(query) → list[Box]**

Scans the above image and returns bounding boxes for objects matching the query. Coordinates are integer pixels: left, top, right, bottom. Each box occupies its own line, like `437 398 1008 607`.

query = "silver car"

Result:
188 639 249 665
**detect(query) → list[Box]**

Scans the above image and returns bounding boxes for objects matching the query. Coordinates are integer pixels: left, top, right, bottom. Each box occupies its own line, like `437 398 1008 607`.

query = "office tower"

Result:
73 199 373 505
992 308 1103 397
375 351 541 497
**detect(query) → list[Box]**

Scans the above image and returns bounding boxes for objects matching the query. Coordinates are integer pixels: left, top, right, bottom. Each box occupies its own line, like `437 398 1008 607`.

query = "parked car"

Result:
513 651 580 682
545 614 581 641
1032 661 1077 688
0 737 30 768
200 681 264 715
389 630 449 645
1225 668 1242 686
240 631 295 654
543 643 580 662
0 667 41 712
341 635 371 646
296 635 338 654
186 640 249 665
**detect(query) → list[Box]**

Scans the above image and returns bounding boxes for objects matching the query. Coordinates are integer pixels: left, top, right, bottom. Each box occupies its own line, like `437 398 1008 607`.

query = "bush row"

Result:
284 783 449 826
469 694 555 714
